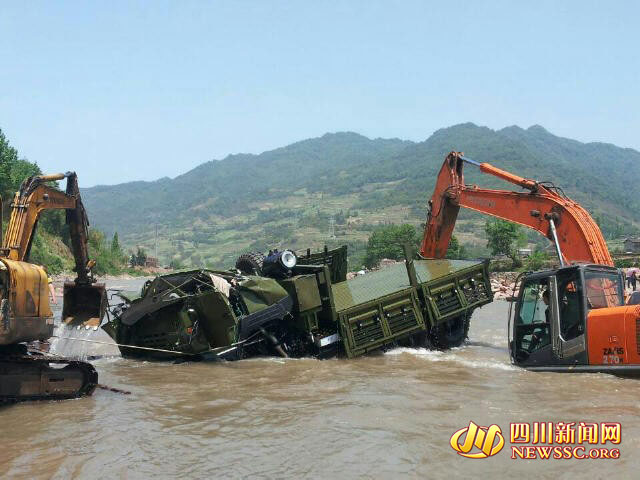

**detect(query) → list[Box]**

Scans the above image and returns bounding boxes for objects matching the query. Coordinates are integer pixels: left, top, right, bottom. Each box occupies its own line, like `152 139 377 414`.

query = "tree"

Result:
109 232 126 267
169 257 185 270
130 247 147 267
363 223 418 268
0 129 41 218
190 252 202 266
523 250 550 271
485 219 526 268
445 235 468 259
110 232 121 253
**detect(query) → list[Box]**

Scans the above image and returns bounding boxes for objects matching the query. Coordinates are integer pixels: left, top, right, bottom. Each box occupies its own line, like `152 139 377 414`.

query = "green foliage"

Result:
485 219 525 268
363 224 418 268
130 247 148 267
522 250 551 271
169 257 185 269
614 258 639 269
0 129 41 213
593 214 639 240
87 230 127 275
190 252 202 266
29 232 71 274
298 210 331 230
445 235 468 259
111 232 121 254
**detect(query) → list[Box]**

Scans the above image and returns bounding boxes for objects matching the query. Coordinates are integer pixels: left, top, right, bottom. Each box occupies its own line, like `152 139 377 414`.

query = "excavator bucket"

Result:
62 282 107 328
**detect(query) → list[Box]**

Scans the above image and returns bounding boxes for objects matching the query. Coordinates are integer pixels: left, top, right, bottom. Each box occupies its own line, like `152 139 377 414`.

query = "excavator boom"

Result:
420 151 613 266
2 172 94 282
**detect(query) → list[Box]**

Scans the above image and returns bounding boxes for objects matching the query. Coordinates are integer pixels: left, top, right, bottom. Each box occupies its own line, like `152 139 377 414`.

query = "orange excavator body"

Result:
421 152 639 375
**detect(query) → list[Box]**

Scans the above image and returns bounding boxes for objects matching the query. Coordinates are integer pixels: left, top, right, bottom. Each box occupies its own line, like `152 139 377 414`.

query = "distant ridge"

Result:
81 123 640 266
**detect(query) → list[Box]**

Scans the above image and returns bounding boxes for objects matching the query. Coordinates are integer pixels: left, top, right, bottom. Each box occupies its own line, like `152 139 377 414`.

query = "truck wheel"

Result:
235 252 265 275
429 314 470 350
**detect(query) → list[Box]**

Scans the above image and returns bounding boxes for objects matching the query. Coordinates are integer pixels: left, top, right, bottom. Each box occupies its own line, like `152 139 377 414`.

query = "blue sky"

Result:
1 1 638 186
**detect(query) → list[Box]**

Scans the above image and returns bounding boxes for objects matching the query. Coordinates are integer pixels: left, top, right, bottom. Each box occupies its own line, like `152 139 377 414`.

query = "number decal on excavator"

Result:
602 348 624 364
602 355 621 364
602 347 624 355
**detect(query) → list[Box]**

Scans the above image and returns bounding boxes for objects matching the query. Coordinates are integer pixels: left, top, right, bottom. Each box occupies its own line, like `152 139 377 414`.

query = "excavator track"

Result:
0 349 97 404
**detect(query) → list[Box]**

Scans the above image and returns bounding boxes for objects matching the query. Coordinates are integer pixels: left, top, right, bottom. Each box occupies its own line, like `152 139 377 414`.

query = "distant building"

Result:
517 248 532 258
145 256 159 268
624 238 640 253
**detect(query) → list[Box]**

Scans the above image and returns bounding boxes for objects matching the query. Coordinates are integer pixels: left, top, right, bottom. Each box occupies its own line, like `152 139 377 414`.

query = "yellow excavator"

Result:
0 172 106 403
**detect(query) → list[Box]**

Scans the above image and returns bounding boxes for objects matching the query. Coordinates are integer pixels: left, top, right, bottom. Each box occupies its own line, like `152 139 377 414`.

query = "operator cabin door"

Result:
513 279 553 364
549 271 587 364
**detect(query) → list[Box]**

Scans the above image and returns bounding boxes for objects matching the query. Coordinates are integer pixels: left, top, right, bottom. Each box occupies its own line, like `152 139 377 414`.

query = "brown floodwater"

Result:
1 278 639 479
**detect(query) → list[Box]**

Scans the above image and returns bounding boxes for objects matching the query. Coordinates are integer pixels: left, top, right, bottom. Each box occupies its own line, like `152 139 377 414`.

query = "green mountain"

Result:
81 124 640 268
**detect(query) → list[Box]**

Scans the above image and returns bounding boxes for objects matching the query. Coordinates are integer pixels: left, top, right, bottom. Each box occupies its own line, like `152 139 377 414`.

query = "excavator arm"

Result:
2 172 94 283
420 152 613 266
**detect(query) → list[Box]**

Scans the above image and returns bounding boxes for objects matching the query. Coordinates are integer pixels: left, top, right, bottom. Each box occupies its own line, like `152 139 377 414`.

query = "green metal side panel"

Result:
280 275 322 313
331 259 486 313
420 261 492 326
339 288 425 358
296 245 348 283
326 259 492 357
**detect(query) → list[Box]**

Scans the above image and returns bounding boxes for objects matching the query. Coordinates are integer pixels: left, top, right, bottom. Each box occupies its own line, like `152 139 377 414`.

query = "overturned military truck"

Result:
102 246 493 361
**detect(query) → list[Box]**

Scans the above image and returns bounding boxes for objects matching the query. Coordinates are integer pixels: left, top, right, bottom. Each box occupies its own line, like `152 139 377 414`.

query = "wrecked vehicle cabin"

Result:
103 247 493 361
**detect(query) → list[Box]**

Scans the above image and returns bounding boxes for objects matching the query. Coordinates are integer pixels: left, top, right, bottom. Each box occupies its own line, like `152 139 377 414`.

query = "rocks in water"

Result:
490 271 519 300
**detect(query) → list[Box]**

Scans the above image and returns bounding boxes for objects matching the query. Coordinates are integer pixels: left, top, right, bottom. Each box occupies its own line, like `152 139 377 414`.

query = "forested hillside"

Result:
81 123 640 269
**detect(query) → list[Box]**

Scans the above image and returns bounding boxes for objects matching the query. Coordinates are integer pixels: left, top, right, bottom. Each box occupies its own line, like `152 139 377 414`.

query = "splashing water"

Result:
49 323 120 359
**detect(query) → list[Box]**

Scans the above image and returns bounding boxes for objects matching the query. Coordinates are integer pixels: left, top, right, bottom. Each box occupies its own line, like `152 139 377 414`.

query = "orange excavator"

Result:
421 151 640 375
0 172 106 402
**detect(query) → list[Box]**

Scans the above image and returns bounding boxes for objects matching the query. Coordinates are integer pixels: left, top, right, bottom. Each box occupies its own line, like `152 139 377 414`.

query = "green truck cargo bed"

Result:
331 259 492 357
332 259 488 312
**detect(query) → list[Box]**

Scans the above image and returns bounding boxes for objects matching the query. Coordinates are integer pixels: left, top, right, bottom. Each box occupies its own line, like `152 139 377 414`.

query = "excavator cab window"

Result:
515 279 550 356
583 269 623 309
556 270 584 341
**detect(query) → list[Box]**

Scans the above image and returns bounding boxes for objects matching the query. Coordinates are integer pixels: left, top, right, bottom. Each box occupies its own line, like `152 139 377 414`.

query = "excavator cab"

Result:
511 264 624 368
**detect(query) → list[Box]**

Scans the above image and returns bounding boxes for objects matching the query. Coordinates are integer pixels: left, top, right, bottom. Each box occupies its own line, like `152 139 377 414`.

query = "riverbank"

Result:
49 272 155 302
490 271 519 299
51 267 168 284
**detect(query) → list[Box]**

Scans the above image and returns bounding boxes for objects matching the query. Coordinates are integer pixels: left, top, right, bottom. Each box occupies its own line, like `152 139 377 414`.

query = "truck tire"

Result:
235 252 265 275
429 314 470 350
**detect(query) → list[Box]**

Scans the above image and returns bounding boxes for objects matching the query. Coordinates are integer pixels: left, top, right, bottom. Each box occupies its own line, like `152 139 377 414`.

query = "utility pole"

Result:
155 224 158 262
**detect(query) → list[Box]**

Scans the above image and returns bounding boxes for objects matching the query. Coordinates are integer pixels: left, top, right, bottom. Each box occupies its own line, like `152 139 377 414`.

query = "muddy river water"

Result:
1 277 639 479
